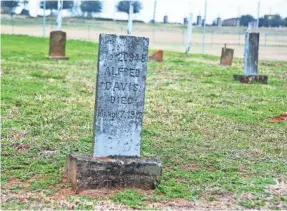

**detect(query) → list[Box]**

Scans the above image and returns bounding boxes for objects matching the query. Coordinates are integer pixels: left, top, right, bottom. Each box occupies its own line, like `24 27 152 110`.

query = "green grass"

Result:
1 34 287 210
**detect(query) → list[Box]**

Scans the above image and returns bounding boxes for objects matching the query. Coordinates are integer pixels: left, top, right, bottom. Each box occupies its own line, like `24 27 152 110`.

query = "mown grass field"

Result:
1 34 287 210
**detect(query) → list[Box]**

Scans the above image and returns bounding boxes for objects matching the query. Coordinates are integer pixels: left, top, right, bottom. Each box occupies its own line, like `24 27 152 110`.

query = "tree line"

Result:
1 0 143 17
240 14 287 27
2 0 287 27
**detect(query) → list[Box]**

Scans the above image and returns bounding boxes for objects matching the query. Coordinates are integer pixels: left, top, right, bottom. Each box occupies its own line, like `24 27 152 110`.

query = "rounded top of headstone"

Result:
100 33 149 42
50 31 66 36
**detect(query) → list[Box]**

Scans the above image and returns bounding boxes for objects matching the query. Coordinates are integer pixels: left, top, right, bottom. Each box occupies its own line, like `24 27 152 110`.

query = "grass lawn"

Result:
1 34 287 210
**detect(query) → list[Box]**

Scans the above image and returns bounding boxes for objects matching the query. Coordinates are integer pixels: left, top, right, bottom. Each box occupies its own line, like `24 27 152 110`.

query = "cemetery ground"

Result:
1 34 287 210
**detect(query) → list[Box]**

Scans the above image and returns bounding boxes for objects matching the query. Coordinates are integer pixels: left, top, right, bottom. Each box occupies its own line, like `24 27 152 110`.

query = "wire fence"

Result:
1 0 287 61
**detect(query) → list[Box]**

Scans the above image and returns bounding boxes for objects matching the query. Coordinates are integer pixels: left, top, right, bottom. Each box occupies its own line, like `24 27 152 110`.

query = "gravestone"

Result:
48 31 69 60
93 34 149 157
66 34 162 192
233 32 268 84
244 33 259 75
220 44 234 66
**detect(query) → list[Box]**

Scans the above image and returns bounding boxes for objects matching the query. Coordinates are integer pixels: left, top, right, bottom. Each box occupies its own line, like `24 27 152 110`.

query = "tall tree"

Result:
259 14 283 27
80 0 102 17
239 15 254 27
1 0 19 13
40 1 74 13
116 1 143 15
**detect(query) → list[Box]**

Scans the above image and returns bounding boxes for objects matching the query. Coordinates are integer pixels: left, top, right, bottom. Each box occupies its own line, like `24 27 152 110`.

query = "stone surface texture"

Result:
220 47 234 66
244 32 259 75
66 152 162 192
93 34 149 157
49 31 69 60
149 50 163 62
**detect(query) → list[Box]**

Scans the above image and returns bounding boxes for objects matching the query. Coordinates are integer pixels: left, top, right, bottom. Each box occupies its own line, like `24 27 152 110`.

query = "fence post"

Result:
238 32 241 45
42 0 46 37
185 13 193 53
202 0 207 54
127 1 133 34
12 14 14 34
57 0 63 30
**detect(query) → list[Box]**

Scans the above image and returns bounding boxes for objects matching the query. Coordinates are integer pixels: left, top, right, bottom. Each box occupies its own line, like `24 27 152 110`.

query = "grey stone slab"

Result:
93 34 149 157
66 152 162 192
244 32 259 75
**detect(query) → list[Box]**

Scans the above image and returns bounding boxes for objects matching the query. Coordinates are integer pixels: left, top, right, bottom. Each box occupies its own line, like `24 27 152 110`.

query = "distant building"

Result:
197 15 202 26
184 17 188 25
222 18 239 27
252 20 257 27
217 17 222 27
236 19 240 27
264 14 277 20
163 15 168 24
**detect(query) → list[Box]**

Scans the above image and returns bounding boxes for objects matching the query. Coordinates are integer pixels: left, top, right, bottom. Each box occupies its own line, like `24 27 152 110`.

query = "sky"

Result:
25 0 287 24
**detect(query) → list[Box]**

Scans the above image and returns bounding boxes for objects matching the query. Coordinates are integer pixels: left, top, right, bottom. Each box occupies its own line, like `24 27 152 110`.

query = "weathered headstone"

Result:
66 34 162 192
93 34 149 157
244 33 259 75
233 32 268 84
149 50 163 62
48 31 69 60
220 44 234 66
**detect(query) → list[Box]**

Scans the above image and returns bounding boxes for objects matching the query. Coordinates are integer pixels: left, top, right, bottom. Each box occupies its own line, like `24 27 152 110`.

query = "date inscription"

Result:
98 109 143 120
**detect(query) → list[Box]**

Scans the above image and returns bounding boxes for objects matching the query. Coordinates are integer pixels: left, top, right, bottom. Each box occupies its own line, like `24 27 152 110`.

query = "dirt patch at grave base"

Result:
5 175 36 188
3 172 285 210
148 194 238 210
269 112 287 123
265 179 287 209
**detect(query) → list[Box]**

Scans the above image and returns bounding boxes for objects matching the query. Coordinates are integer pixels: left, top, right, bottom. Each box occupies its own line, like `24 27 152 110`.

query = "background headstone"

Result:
233 32 268 84
49 30 69 60
244 33 259 75
220 44 234 66
93 34 149 157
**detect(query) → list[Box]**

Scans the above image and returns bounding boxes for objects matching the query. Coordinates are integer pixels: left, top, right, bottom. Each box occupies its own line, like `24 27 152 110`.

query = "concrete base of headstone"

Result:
66 152 162 193
48 30 69 60
48 56 69 60
233 75 268 84
220 48 234 66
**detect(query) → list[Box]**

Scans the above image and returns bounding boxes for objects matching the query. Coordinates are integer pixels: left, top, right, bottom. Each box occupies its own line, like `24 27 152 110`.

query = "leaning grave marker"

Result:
66 34 162 192
233 32 268 84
